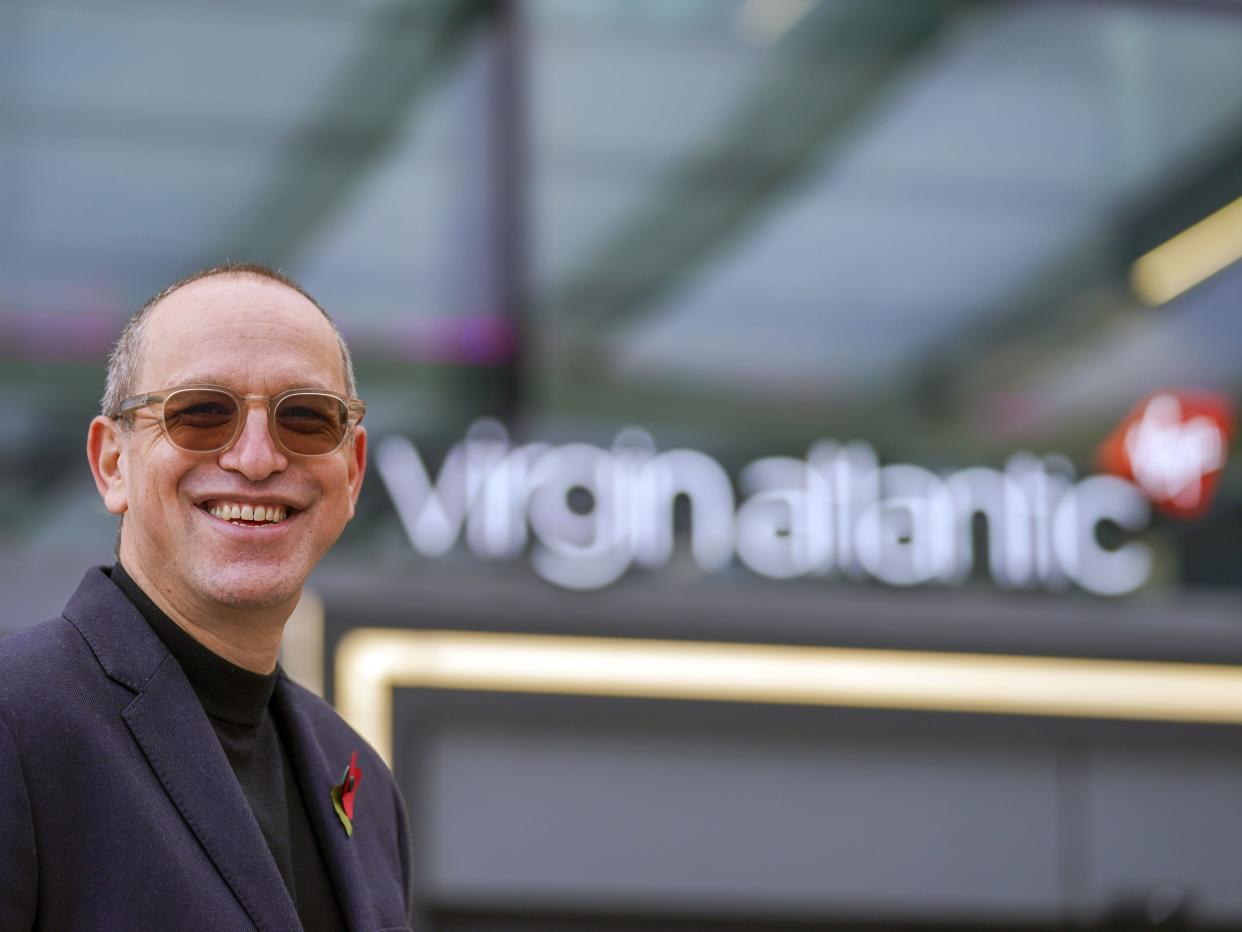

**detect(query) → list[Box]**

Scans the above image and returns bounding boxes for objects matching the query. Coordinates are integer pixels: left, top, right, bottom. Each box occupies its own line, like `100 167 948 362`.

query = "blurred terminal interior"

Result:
3 0 1242 929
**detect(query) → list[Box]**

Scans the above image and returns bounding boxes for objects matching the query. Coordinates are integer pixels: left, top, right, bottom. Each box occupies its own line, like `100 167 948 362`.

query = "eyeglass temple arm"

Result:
117 394 163 417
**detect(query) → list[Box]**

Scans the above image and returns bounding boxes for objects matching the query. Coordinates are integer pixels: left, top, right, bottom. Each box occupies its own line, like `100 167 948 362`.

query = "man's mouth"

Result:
199 500 296 527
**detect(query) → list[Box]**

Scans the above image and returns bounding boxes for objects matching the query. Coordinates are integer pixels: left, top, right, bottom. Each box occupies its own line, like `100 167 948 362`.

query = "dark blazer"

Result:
0 568 412 931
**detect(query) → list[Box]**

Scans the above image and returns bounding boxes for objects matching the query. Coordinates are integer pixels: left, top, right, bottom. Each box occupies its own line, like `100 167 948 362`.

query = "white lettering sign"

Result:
377 420 1153 596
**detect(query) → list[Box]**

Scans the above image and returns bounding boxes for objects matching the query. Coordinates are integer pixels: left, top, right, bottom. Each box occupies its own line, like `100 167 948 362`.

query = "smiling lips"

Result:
203 501 291 525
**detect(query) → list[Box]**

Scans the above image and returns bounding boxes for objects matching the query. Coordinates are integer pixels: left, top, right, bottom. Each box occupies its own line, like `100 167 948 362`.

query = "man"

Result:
0 264 413 931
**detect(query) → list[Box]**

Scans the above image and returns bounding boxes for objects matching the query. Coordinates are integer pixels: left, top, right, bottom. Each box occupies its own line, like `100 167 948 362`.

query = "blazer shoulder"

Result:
0 615 90 695
277 675 395 781
1 613 83 652
279 675 371 747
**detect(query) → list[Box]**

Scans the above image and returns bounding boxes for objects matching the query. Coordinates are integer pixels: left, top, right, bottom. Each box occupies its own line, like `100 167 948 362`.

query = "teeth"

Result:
205 502 289 524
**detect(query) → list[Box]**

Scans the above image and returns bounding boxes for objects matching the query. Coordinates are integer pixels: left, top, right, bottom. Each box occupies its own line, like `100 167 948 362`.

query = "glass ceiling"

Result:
1 0 1239 594
527 0 1242 465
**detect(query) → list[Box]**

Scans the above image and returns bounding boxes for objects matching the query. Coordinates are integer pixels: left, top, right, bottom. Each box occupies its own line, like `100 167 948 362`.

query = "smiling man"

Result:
0 264 413 931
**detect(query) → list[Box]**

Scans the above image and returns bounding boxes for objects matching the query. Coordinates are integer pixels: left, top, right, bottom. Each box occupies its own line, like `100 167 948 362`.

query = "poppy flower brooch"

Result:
330 750 362 837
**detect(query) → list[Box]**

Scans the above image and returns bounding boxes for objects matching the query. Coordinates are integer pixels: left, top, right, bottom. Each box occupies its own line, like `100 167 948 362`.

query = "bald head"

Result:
102 263 356 423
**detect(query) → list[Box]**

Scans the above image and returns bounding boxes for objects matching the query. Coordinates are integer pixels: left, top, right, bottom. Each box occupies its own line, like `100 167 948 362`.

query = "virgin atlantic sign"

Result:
374 398 1232 596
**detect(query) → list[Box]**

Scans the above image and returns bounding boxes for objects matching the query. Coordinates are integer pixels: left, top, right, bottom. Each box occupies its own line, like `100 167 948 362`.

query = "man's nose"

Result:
218 404 287 480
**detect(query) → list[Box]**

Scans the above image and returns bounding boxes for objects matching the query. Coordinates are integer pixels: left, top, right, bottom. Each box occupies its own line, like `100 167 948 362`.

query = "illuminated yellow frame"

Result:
1130 192 1242 304
334 629 1242 766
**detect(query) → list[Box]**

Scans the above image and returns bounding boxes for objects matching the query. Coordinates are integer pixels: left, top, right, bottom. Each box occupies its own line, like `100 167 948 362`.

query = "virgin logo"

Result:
380 419 1156 595
1099 392 1234 519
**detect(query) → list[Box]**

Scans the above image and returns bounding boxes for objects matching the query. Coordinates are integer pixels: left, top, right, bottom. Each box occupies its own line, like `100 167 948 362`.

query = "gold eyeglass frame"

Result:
116 384 366 458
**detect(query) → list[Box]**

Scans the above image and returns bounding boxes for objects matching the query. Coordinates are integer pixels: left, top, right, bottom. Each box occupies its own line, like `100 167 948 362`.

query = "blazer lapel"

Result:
123 657 302 932
273 681 374 931
64 569 307 931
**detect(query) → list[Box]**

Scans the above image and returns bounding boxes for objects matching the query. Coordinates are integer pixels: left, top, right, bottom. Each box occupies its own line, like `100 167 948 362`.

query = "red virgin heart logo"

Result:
1098 391 1234 519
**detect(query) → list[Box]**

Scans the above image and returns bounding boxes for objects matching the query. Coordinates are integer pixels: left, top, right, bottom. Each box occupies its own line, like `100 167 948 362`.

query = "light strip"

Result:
335 629 1242 766
279 588 325 698
734 0 816 47
1130 193 1242 305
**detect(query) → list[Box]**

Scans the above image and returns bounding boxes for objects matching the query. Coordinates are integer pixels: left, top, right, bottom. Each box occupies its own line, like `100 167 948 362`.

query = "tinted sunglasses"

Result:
117 385 366 457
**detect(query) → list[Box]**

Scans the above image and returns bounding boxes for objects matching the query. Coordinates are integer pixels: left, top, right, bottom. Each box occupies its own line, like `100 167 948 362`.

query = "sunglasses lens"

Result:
274 393 349 455
163 389 240 452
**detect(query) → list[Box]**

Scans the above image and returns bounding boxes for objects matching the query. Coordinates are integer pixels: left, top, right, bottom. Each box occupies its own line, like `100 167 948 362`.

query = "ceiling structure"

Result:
528 0 1242 461
2 0 1241 566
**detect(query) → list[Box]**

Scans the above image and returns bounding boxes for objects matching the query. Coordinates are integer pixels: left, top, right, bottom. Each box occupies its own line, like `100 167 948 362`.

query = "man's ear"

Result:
346 425 367 518
87 416 129 515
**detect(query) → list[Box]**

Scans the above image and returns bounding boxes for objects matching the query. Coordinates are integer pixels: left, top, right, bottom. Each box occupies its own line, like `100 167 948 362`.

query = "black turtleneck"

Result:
110 563 345 932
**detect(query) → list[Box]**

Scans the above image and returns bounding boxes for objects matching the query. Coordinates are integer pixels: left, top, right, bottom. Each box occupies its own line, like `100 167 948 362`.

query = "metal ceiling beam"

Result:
543 0 985 336
213 0 493 268
903 116 1242 418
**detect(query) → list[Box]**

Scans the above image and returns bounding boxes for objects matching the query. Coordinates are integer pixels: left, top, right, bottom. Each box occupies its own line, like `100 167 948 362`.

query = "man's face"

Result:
99 275 365 615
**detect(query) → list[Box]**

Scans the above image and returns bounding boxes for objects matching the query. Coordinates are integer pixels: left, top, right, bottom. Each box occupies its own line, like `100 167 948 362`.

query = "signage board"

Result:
377 419 1183 596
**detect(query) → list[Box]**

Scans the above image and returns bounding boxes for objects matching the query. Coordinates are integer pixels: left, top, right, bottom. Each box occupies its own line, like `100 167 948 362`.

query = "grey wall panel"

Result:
1083 741 1242 925
418 715 1062 921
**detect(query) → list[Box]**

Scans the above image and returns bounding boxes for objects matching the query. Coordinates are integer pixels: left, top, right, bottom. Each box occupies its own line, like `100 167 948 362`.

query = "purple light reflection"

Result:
0 311 119 360
1 309 519 367
351 312 518 366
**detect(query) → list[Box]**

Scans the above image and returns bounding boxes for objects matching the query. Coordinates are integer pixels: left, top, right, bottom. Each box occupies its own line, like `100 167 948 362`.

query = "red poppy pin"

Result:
330 750 362 837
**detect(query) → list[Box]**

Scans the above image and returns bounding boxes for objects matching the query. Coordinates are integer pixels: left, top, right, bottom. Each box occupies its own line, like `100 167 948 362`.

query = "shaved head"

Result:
102 262 356 423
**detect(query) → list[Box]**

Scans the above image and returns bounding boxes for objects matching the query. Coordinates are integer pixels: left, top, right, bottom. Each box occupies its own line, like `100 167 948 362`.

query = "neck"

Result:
117 553 291 675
